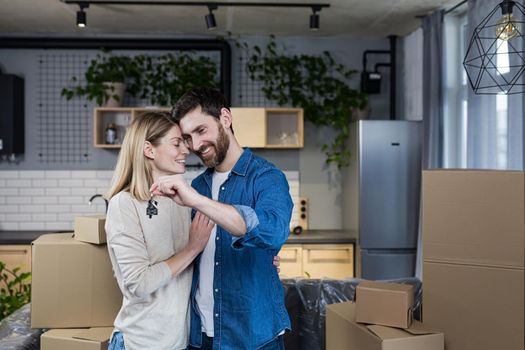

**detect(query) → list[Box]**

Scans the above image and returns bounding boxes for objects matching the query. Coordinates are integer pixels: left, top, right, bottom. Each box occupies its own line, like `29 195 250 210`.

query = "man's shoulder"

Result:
248 152 279 173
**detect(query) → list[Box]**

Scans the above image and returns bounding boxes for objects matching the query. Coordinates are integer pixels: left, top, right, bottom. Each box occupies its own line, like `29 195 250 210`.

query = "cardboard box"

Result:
326 301 444 350
355 280 414 328
31 233 122 328
424 261 523 350
423 170 524 268
41 327 113 350
422 170 524 350
74 215 107 244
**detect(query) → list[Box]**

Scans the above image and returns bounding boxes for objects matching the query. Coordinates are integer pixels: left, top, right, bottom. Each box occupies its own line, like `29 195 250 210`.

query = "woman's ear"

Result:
144 141 155 160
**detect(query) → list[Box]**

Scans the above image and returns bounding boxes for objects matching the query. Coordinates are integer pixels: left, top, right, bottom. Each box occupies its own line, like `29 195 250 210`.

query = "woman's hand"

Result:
188 211 214 253
273 255 281 274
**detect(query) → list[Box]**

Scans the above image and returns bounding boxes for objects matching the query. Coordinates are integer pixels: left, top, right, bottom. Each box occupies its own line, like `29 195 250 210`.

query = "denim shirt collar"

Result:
202 148 253 188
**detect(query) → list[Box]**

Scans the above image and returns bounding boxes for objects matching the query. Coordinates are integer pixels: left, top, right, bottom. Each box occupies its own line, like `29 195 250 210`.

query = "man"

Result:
151 87 293 349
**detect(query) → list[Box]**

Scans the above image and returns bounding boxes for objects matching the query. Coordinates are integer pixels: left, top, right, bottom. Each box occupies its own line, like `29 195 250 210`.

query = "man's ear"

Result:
219 107 233 131
144 141 155 160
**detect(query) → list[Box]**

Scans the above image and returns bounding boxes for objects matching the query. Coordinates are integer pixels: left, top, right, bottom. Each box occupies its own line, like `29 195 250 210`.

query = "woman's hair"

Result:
106 111 176 201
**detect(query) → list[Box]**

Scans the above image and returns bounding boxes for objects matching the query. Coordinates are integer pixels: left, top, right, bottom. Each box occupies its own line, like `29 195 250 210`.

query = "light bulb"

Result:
496 14 519 41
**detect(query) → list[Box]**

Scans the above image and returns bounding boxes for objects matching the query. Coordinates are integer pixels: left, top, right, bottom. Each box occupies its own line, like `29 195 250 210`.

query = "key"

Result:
147 199 158 219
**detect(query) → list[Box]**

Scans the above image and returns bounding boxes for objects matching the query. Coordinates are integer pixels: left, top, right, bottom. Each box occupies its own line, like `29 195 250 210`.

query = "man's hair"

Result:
171 86 230 123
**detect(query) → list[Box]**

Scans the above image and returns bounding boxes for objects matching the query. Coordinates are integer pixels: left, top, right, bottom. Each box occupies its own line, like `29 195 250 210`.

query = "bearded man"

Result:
151 87 293 350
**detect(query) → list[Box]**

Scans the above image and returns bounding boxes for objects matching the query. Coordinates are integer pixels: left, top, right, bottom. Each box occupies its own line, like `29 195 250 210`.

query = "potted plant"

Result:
62 51 218 107
241 37 368 169
61 50 141 106
136 52 218 106
0 261 31 321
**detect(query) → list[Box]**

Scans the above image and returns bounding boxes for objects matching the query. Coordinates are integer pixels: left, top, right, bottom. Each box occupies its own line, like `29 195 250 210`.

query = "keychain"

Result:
147 197 158 219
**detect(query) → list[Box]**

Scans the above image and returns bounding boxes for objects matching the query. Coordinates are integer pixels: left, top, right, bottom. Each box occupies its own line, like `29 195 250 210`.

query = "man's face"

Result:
179 106 230 168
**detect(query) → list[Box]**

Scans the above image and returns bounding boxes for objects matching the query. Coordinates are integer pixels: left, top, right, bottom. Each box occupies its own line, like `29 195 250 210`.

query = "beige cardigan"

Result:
105 191 192 350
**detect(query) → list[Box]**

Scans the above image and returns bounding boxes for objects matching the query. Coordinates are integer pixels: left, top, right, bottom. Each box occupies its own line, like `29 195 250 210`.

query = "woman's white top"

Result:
105 191 192 350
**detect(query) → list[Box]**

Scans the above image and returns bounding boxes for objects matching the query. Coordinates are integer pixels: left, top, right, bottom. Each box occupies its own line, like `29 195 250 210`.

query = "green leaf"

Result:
240 36 367 168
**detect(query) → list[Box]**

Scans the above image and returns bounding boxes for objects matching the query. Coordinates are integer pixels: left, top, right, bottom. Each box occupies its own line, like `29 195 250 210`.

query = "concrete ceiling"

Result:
0 0 460 38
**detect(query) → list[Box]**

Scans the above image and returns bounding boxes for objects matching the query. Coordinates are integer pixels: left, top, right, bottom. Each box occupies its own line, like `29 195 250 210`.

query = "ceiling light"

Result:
205 5 217 30
76 2 89 28
310 6 321 31
64 1 330 32
496 0 518 41
463 0 525 94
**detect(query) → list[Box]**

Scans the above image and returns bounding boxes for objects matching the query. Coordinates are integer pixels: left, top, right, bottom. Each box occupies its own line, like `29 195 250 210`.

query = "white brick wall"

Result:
0 170 300 231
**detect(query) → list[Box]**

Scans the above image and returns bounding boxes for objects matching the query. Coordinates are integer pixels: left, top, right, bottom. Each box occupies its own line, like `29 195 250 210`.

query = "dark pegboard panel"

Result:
36 50 221 164
37 54 92 163
235 46 280 108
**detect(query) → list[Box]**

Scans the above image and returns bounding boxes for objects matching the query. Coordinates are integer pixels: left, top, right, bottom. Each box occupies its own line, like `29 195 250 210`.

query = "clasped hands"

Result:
150 175 199 208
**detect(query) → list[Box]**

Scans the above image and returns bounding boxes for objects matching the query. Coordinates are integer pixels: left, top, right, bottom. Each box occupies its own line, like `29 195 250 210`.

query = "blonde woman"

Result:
105 111 214 350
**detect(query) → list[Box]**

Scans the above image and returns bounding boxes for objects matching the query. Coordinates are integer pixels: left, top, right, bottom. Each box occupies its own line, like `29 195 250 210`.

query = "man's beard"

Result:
196 123 230 168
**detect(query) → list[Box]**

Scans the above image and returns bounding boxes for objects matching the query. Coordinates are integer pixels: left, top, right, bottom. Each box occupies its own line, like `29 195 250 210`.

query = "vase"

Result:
104 82 126 107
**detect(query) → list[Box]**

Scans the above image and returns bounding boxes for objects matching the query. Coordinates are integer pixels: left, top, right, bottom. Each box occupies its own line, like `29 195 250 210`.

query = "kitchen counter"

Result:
0 231 65 244
0 229 358 245
285 229 357 244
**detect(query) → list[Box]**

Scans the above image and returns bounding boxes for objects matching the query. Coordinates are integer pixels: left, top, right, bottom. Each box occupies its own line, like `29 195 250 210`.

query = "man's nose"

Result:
192 136 203 151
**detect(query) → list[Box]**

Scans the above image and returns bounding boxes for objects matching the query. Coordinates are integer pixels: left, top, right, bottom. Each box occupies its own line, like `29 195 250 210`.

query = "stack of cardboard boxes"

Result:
422 170 524 350
31 215 121 350
326 280 444 350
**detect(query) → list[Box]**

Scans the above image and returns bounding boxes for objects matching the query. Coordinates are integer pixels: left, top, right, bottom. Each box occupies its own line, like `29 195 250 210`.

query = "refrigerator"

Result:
342 120 422 280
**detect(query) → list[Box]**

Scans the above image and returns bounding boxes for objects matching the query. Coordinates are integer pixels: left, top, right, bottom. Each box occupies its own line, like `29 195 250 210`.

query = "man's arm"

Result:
229 168 293 250
150 174 247 236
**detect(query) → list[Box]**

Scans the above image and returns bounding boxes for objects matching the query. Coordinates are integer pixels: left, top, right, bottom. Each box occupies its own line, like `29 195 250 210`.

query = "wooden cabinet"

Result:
0 245 32 278
230 108 304 148
302 244 354 279
279 243 354 279
93 107 169 148
94 107 303 149
279 245 303 278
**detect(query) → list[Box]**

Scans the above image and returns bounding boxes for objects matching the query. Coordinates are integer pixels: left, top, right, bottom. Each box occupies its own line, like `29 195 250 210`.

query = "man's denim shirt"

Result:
188 148 293 350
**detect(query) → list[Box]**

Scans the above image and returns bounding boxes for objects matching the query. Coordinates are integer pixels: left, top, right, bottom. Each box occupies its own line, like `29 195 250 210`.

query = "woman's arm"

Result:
164 211 214 276
107 195 213 299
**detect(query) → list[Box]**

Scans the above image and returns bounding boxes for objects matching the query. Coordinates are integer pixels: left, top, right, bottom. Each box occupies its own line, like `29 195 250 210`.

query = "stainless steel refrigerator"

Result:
342 120 422 280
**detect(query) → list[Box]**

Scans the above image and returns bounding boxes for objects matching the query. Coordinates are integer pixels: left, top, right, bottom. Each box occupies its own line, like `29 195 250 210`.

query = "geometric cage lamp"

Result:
463 0 525 94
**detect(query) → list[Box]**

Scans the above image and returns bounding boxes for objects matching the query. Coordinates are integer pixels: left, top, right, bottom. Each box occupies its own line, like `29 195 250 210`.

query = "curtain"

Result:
422 10 445 170
415 10 445 280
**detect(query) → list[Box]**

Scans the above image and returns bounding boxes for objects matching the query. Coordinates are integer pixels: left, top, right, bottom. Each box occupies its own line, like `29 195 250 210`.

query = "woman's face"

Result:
149 125 189 177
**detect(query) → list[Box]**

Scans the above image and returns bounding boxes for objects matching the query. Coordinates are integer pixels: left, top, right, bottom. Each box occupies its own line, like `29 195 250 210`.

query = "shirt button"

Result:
221 187 225 190
215 313 219 317
215 289 219 292
216 236 220 241
215 262 219 266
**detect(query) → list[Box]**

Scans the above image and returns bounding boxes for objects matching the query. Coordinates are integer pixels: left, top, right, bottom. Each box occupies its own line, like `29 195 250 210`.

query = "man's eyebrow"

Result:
189 123 207 133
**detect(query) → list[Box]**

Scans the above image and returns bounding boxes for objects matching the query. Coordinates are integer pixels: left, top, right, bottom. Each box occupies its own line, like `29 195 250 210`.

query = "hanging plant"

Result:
240 37 368 168
136 53 218 106
62 50 219 106
61 49 142 106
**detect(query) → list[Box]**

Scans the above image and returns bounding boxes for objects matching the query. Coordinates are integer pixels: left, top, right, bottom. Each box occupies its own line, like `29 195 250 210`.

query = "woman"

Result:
105 111 214 350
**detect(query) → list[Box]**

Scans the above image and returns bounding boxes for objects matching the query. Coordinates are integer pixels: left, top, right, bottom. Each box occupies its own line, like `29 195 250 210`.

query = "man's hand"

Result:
150 175 200 207
273 255 281 274
188 211 215 253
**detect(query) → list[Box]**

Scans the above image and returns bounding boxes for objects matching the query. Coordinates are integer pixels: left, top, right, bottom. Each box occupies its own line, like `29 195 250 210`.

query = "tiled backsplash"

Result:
0 170 300 231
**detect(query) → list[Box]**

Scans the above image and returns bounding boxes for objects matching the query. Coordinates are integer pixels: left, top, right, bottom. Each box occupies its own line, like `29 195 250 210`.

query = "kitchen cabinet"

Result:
94 107 303 149
0 244 32 278
279 243 354 279
230 108 304 148
93 107 170 148
279 245 303 277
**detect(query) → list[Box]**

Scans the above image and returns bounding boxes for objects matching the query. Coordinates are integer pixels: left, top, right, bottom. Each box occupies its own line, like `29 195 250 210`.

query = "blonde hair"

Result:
106 111 176 201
